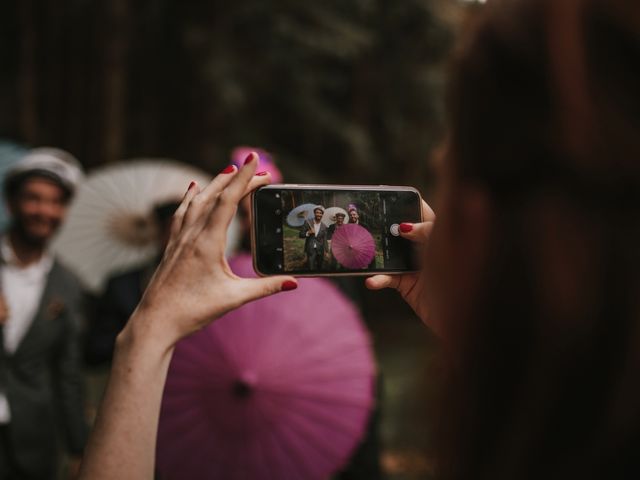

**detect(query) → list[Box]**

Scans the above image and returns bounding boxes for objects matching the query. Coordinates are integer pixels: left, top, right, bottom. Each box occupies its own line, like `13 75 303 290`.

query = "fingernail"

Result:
255 171 268 176
244 153 255 165
221 165 235 174
399 223 413 233
188 181 196 190
281 280 298 291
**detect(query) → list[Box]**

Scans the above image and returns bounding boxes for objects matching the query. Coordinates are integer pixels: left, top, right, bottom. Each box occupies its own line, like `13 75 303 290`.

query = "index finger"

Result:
241 173 273 199
204 153 261 234
219 153 260 204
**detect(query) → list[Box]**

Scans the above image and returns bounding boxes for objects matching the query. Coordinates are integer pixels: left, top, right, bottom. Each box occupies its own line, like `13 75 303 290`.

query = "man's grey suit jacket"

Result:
0 260 88 478
299 222 329 255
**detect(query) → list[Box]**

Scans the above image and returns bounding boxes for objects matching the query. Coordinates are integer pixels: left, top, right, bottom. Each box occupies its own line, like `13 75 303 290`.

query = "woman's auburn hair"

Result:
436 1 640 479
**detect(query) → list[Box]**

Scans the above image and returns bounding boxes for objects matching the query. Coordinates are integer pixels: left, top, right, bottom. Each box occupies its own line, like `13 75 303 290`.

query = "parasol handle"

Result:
306 220 315 233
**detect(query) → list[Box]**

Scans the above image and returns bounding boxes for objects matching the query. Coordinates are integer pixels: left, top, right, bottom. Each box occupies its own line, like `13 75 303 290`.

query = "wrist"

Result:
116 308 176 361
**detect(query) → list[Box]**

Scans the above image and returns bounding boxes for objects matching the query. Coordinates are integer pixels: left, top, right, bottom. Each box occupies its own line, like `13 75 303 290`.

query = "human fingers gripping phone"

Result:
251 185 423 276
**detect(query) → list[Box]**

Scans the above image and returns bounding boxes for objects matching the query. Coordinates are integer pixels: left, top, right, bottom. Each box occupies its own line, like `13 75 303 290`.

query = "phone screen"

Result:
252 185 422 276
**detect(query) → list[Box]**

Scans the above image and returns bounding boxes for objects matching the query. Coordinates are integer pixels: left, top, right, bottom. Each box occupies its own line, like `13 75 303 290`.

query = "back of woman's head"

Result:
437 1 640 478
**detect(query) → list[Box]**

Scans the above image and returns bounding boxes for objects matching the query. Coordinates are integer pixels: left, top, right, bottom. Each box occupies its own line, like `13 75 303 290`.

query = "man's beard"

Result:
10 218 56 249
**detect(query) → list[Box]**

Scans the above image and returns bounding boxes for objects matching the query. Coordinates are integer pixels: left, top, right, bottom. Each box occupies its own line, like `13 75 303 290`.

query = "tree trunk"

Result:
18 0 38 143
101 0 131 164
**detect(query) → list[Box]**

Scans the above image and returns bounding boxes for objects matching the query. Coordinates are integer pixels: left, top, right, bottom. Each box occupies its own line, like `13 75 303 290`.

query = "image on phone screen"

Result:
252 186 422 276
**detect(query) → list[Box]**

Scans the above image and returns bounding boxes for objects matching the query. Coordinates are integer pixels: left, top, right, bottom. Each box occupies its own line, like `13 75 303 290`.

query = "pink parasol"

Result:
230 146 283 183
330 224 376 269
156 254 376 480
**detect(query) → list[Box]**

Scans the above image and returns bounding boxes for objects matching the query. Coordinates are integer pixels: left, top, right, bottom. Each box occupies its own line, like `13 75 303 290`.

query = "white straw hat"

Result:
4 147 84 195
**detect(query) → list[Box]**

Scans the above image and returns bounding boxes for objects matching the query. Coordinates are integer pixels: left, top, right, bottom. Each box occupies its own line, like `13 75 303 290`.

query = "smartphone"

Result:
251 184 423 276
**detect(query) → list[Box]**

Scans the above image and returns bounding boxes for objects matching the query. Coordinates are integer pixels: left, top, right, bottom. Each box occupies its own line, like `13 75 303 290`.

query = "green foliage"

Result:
175 0 453 185
0 0 454 188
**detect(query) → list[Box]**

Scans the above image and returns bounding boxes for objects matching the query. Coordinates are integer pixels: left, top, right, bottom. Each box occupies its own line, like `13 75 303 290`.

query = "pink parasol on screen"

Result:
330 224 376 269
156 254 376 480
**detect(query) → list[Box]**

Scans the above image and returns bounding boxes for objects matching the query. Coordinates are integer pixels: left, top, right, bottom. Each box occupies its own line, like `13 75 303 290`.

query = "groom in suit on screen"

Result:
299 206 328 271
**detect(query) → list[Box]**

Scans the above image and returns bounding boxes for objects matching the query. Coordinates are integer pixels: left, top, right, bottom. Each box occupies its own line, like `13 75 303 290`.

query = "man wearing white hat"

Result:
0 148 87 479
299 205 329 271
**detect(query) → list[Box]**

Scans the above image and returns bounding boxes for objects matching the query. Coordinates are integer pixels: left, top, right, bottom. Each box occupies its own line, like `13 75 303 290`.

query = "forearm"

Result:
79 315 173 480
77 159 295 478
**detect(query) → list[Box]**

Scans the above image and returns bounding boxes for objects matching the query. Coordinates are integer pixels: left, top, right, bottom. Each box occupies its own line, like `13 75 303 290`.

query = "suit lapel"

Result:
320 223 328 239
12 262 62 357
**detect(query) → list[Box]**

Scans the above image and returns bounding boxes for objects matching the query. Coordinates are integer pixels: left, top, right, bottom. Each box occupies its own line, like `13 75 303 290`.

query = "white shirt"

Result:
0 237 54 424
313 220 321 236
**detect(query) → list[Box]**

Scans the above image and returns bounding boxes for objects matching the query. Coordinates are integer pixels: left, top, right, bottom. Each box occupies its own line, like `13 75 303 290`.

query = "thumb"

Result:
236 276 299 304
365 274 400 291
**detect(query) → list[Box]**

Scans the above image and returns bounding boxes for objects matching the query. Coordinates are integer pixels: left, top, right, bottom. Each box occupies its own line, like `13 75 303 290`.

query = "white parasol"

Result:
321 207 348 226
51 159 241 293
285 203 317 228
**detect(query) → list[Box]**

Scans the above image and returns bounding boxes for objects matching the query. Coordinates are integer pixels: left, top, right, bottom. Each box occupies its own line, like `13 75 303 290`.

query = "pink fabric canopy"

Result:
156 254 376 479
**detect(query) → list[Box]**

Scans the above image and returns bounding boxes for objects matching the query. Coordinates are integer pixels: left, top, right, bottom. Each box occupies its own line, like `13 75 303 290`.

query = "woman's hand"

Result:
122 152 297 352
79 153 298 480
365 200 439 335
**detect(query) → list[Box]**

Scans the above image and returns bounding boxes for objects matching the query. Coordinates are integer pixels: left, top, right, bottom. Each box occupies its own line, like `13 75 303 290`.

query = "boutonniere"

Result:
46 298 66 320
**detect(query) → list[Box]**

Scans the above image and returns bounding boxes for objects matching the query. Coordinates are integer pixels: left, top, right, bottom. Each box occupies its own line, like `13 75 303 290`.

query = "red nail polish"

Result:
221 165 235 174
244 153 255 165
281 280 298 291
255 171 268 176
188 181 196 190
399 223 413 233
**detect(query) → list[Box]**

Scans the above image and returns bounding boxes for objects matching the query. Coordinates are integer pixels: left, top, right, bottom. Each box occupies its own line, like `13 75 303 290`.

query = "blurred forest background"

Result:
0 1 482 478
0 0 473 187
